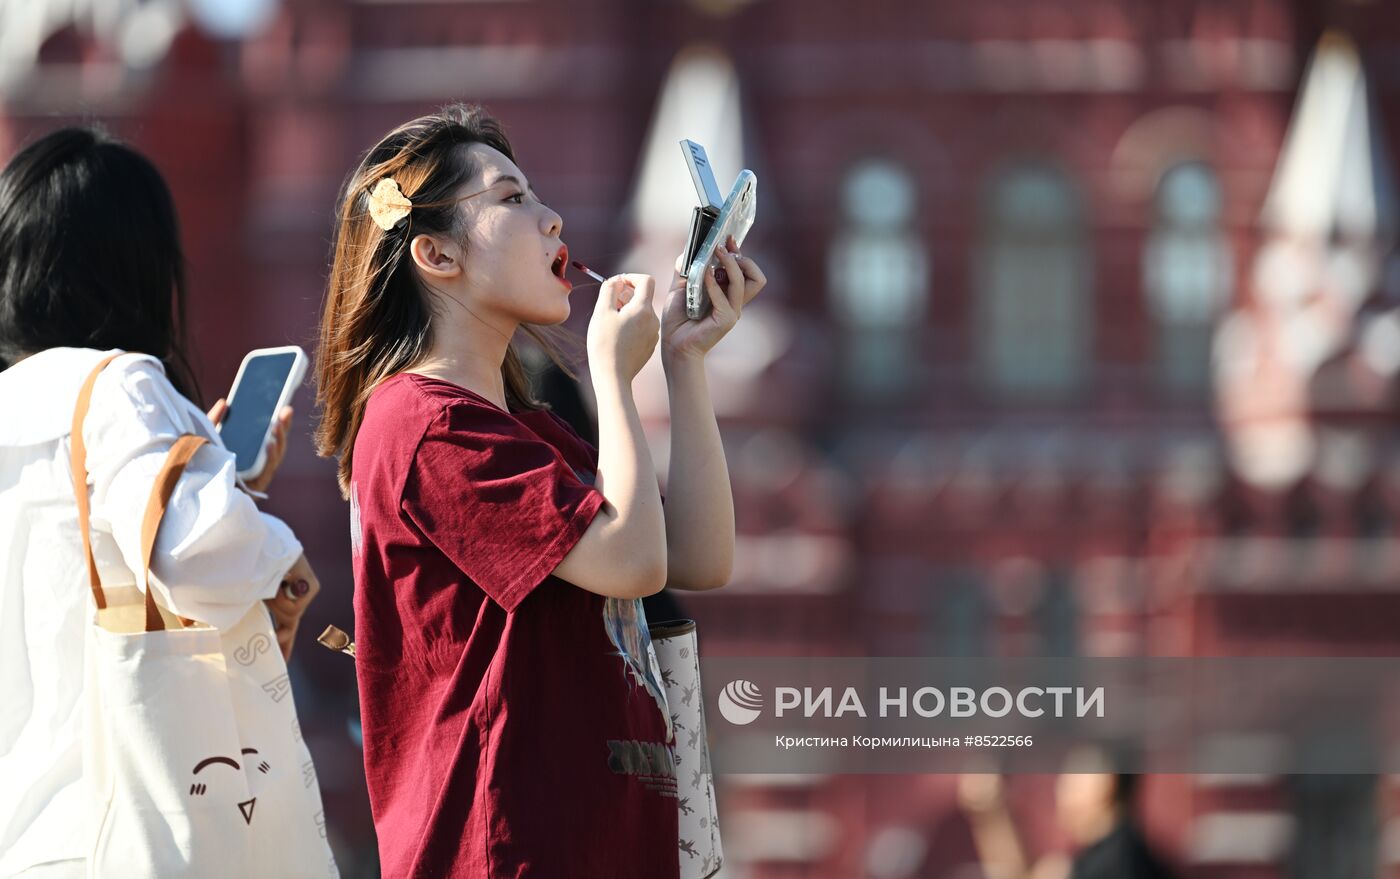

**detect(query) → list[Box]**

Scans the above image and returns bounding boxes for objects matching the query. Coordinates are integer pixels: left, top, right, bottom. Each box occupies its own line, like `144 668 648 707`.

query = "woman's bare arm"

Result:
659 351 733 590
552 277 667 599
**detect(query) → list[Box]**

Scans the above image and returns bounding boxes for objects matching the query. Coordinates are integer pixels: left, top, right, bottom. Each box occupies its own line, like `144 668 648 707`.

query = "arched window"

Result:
975 164 1091 398
827 159 928 396
1144 162 1232 393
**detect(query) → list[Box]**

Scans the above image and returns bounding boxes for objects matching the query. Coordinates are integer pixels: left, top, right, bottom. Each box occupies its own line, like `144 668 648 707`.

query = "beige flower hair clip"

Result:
368 176 412 231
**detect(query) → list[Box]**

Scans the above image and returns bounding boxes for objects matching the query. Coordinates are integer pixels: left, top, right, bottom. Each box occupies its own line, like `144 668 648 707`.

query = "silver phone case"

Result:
684 170 758 320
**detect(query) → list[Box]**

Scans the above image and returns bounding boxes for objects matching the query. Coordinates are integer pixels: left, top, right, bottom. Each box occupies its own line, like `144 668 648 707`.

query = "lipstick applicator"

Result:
570 260 607 284
572 260 639 310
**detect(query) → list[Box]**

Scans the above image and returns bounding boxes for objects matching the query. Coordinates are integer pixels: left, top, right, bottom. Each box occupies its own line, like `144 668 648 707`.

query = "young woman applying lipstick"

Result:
314 104 765 878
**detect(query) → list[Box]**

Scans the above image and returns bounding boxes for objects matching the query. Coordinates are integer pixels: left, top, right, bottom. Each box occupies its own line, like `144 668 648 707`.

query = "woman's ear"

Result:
409 233 461 281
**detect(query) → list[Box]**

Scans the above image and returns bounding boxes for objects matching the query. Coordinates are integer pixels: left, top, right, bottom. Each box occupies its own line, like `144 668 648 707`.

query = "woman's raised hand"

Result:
246 406 293 493
206 398 294 494
661 234 767 362
588 273 660 384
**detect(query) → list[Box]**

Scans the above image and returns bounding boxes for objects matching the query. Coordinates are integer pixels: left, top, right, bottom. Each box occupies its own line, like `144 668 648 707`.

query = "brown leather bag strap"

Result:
138 434 209 632
71 353 124 610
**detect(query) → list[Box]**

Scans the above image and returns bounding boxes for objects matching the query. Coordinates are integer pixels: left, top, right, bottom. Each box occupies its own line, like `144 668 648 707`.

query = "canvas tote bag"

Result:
648 619 722 879
72 354 337 877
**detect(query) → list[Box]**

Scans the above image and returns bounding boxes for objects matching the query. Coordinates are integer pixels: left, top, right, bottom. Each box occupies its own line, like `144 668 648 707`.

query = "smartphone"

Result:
219 346 307 480
679 139 758 320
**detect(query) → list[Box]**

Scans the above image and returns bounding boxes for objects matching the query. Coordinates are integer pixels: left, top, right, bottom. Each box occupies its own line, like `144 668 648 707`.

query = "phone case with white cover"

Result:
222 345 307 480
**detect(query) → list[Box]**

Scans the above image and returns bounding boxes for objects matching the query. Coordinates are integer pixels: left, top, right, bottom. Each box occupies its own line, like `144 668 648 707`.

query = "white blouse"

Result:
0 347 302 876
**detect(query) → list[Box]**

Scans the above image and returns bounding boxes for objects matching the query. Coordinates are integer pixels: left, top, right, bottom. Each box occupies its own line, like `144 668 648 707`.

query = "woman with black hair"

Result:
0 126 330 877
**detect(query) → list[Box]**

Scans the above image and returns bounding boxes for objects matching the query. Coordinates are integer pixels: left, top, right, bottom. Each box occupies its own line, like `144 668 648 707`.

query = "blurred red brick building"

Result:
3 1 1399 876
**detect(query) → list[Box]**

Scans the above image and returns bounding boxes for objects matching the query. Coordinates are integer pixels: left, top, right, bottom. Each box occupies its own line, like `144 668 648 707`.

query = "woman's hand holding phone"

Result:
588 273 660 383
662 234 767 363
206 399 295 494
244 406 292 493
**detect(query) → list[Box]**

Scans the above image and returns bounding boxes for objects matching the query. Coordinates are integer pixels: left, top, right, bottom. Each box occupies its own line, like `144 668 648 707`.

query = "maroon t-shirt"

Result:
350 373 679 878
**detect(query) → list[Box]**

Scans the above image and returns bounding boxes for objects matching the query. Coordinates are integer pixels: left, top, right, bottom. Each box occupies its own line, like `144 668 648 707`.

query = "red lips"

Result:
550 245 572 291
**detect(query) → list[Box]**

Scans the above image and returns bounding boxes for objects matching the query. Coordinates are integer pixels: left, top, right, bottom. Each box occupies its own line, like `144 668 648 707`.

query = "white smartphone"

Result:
680 140 757 320
219 345 307 480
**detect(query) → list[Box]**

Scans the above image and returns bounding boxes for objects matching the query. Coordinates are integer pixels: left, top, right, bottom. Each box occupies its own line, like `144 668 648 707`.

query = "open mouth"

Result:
550 245 569 280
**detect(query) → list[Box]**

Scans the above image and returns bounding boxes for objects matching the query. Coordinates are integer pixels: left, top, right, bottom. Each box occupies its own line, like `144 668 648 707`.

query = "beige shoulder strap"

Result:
71 354 209 632
71 354 123 610
138 434 208 632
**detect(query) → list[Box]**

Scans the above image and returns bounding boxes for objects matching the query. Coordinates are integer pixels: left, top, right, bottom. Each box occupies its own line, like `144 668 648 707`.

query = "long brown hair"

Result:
315 104 575 497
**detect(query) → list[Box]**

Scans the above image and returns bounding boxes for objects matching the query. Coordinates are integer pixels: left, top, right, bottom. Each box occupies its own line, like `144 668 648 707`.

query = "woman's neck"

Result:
412 318 516 410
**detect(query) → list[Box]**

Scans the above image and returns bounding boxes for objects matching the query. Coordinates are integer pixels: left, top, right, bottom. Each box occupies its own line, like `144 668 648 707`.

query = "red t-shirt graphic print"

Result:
349 373 678 878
